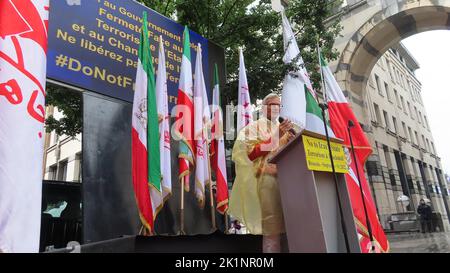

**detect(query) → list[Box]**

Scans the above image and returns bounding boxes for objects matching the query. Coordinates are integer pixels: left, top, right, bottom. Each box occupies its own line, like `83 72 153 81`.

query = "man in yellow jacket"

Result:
229 93 295 253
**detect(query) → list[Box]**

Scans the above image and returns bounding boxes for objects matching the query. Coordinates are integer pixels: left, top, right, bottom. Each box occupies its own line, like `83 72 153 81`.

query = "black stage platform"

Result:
47 231 267 253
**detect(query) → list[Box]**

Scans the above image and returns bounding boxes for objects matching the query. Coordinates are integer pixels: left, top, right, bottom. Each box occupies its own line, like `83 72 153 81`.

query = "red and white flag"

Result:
131 12 161 233
321 55 389 253
210 64 229 214
0 0 49 253
174 27 195 192
237 48 252 133
193 44 210 208
156 36 172 205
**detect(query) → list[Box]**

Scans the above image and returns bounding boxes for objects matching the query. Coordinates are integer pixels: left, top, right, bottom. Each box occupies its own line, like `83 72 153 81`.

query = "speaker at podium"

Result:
269 129 361 253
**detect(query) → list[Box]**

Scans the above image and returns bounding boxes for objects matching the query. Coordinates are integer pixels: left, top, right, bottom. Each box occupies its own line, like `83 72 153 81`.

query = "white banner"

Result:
0 0 49 253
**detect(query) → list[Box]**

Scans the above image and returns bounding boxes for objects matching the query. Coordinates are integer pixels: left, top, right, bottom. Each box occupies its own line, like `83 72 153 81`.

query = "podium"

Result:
269 130 361 253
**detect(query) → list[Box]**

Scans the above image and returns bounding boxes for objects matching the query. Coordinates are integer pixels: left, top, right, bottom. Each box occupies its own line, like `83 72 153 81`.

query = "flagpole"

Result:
206 140 217 230
224 211 229 234
347 120 376 252
180 176 186 235
317 41 328 103
317 41 351 253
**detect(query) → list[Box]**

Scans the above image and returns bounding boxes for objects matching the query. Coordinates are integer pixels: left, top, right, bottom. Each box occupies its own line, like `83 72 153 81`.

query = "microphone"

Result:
348 120 355 128
278 117 297 135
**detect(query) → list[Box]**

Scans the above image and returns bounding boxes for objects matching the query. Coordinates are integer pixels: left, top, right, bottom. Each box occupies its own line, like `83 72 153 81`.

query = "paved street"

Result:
388 232 450 253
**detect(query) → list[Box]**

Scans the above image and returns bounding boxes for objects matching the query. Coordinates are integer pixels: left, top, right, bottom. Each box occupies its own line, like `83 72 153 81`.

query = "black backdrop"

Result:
82 41 227 244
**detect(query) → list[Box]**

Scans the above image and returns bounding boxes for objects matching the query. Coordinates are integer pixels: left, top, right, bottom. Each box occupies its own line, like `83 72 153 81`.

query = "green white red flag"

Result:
131 11 161 233
211 64 229 214
175 26 195 191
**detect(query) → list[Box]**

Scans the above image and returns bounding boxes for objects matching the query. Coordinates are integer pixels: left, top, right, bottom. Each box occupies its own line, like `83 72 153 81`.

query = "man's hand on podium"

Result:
279 118 294 137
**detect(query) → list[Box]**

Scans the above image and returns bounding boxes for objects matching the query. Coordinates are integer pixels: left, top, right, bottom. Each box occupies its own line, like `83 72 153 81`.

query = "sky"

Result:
402 31 450 175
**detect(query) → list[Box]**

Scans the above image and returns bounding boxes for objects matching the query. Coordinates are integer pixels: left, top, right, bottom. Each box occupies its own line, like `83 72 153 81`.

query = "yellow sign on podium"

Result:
302 135 348 174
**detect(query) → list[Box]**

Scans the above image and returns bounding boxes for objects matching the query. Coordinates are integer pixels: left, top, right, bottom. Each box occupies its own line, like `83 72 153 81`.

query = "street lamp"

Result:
397 195 410 213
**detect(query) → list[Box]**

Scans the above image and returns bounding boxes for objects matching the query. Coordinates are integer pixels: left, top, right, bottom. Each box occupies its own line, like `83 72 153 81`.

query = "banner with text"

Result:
47 0 223 108
302 135 349 174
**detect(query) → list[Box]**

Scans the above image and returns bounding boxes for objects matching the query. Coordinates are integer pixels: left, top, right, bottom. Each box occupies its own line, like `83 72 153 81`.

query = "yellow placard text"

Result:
302 135 348 174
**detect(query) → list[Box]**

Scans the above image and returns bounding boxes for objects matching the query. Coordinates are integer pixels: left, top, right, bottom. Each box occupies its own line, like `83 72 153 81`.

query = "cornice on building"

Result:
393 43 420 71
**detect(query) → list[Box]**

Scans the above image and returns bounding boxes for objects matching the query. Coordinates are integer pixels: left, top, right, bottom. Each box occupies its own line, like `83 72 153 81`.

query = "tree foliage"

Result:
140 0 342 103
46 0 342 136
45 83 82 137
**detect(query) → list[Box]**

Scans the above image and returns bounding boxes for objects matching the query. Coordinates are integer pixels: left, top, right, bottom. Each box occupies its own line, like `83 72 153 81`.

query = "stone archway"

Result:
334 0 450 97
331 0 450 231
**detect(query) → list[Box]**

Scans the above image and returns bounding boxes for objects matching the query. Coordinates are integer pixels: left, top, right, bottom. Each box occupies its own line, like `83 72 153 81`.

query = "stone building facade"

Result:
362 43 450 230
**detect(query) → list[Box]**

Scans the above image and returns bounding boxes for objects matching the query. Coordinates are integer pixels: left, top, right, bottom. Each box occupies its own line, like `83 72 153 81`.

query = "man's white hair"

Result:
262 93 280 105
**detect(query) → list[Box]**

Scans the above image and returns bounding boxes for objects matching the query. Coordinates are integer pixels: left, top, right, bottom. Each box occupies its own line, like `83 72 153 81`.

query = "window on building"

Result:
387 59 394 81
385 82 392 101
426 139 431 152
375 74 383 96
414 106 419 121
373 103 382 125
400 74 405 88
400 96 406 113
58 160 68 181
402 122 408 139
411 158 421 192
408 127 413 143
417 90 423 105
392 116 398 134
394 89 400 108
431 142 436 154
424 116 430 130
422 135 426 150
51 131 59 146
419 111 424 125
48 165 57 180
407 102 412 118
383 110 390 130
383 146 392 168
415 131 419 146
383 146 396 186
75 153 82 182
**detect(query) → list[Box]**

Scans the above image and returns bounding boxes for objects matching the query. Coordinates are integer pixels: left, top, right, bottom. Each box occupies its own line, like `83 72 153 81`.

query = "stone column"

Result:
436 167 450 230
376 143 398 214
402 155 421 206
386 148 404 211
366 153 394 229
416 160 430 200
423 164 440 212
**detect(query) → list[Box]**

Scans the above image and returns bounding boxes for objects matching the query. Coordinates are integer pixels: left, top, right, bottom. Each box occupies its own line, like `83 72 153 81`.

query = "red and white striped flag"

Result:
321 54 389 253
0 0 49 253
174 26 195 191
210 64 229 214
237 48 252 133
